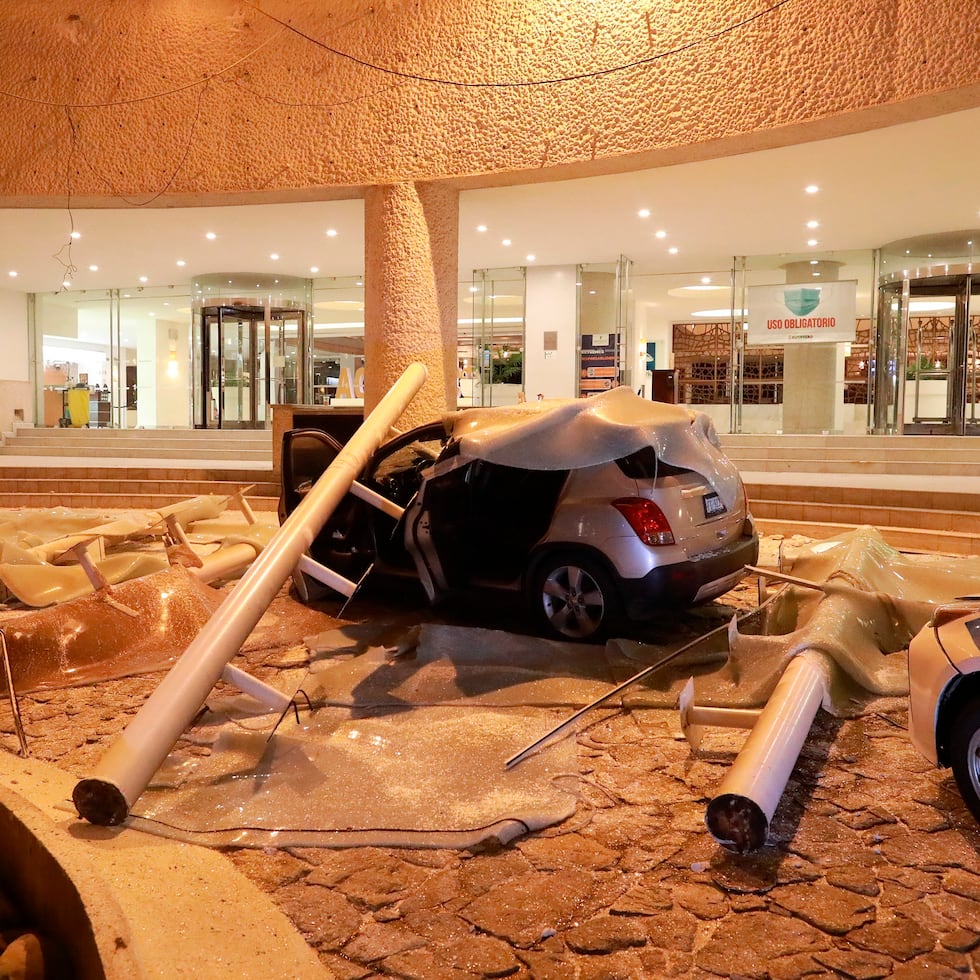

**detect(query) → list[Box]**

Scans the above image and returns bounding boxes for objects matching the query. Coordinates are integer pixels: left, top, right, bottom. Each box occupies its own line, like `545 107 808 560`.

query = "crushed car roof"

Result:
447 387 740 503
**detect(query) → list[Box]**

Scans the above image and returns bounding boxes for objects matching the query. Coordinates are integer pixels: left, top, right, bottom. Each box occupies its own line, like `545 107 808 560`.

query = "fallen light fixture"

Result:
73 363 428 826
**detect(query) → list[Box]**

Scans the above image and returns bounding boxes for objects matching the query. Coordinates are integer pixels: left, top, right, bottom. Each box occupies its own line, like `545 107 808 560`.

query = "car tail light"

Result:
612 497 675 546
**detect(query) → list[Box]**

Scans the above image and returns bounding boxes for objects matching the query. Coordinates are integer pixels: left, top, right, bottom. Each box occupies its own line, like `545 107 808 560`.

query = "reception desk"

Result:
271 404 364 478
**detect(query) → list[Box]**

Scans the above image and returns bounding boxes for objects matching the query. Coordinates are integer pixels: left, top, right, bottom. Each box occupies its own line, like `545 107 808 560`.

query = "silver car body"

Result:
404 388 756 620
908 605 980 765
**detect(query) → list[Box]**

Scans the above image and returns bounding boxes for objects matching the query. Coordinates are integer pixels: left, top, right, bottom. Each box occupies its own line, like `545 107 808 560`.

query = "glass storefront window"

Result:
463 268 525 406
312 275 365 406
35 285 192 429
576 258 632 398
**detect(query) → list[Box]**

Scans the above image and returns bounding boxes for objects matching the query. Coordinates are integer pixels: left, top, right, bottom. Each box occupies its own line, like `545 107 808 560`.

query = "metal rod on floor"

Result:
0 630 28 757
72 363 428 826
505 617 736 770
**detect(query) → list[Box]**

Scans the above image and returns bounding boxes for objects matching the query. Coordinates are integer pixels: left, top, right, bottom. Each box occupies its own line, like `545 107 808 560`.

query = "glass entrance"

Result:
883 275 979 435
199 305 306 428
192 273 312 429
876 231 980 435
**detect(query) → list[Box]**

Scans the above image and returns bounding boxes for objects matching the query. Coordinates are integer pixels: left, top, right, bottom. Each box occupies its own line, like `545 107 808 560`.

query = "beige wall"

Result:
0 1 977 206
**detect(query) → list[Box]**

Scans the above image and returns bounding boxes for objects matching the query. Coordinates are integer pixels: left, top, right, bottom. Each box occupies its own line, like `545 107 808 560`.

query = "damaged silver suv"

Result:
281 387 758 641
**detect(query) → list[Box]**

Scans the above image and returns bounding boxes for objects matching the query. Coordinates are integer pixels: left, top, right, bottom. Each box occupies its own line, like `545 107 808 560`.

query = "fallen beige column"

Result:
73 362 428 826
705 650 832 854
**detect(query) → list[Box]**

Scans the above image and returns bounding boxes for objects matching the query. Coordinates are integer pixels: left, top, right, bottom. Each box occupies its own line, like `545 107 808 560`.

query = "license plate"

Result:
702 492 726 518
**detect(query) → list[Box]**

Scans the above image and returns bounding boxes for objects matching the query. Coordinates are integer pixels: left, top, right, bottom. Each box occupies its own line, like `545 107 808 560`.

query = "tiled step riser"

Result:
0 466 277 485
726 450 980 464
8 429 270 440
743 483 980 512
0 446 270 461
751 500 980 535
0 492 279 512
733 458 980 476
0 480 279 497
722 436 977 449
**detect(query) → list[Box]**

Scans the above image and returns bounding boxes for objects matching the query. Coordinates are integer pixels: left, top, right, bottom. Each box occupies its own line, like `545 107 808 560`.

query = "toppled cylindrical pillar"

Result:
705 651 831 853
73 363 428 826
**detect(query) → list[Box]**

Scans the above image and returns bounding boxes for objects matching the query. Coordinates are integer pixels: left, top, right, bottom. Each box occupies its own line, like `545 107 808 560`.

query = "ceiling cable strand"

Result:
0 29 282 109
244 0 797 89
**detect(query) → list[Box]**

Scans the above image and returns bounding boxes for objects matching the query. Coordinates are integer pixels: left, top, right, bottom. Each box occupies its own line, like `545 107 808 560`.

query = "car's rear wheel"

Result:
529 554 620 641
949 699 980 823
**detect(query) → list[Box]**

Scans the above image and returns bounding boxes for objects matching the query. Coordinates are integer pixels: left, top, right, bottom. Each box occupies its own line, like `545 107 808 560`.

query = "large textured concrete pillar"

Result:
364 181 458 427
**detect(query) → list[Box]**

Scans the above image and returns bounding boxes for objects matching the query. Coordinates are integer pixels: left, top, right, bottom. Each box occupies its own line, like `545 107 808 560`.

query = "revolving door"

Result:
875 233 980 435
192 274 312 429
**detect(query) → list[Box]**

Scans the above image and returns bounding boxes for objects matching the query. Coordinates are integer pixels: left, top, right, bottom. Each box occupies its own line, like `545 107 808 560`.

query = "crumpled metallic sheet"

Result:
616 526 980 716
130 702 577 849
0 566 223 692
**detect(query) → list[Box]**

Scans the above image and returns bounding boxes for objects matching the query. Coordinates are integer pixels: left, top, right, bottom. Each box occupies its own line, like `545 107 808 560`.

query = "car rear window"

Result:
615 445 690 479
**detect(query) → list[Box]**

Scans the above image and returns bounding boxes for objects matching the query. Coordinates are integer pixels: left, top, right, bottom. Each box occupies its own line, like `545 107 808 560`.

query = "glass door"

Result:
201 306 258 428
901 275 975 434
467 268 525 407
269 312 302 407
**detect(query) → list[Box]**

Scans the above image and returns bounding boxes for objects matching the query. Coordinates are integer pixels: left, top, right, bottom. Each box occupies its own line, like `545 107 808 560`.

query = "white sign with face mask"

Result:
746 280 857 345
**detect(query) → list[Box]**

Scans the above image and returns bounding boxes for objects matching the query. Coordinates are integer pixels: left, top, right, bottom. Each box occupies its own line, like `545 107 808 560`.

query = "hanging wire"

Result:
244 0 797 89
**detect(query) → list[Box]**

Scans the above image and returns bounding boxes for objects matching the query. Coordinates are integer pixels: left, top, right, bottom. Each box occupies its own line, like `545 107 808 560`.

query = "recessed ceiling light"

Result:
176 259 186 267
476 225 488 233
807 239 818 247
88 264 98 272
805 184 819 194
812 272 821 277
668 247 679 255
655 230 667 239
701 276 711 285
526 254 536 262
806 220 819 229
502 239 512 246
810 259 819 265
70 231 81 239
7 271 16 278
356 280 363 286
270 253 280 260
205 232 217 240
326 229 338 237
148 312 155 317
692 308 746 317
637 209 650 219
139 275 148 283
310 266 319 274
62 280 71 288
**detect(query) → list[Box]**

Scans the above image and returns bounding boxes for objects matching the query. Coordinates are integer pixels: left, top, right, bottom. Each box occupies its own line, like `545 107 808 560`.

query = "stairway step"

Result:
750 499 980 534
0 491 279 511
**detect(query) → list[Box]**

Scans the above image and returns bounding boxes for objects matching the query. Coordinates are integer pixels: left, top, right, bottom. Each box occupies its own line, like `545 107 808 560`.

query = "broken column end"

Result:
705 792 768 854
72 778 130 827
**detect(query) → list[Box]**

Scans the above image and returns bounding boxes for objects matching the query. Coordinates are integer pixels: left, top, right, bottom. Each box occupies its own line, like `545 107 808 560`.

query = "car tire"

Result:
529 553 621 642
949 698 980 823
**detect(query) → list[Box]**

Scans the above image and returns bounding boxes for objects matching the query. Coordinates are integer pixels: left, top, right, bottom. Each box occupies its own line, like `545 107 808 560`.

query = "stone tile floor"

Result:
3 560 980 978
